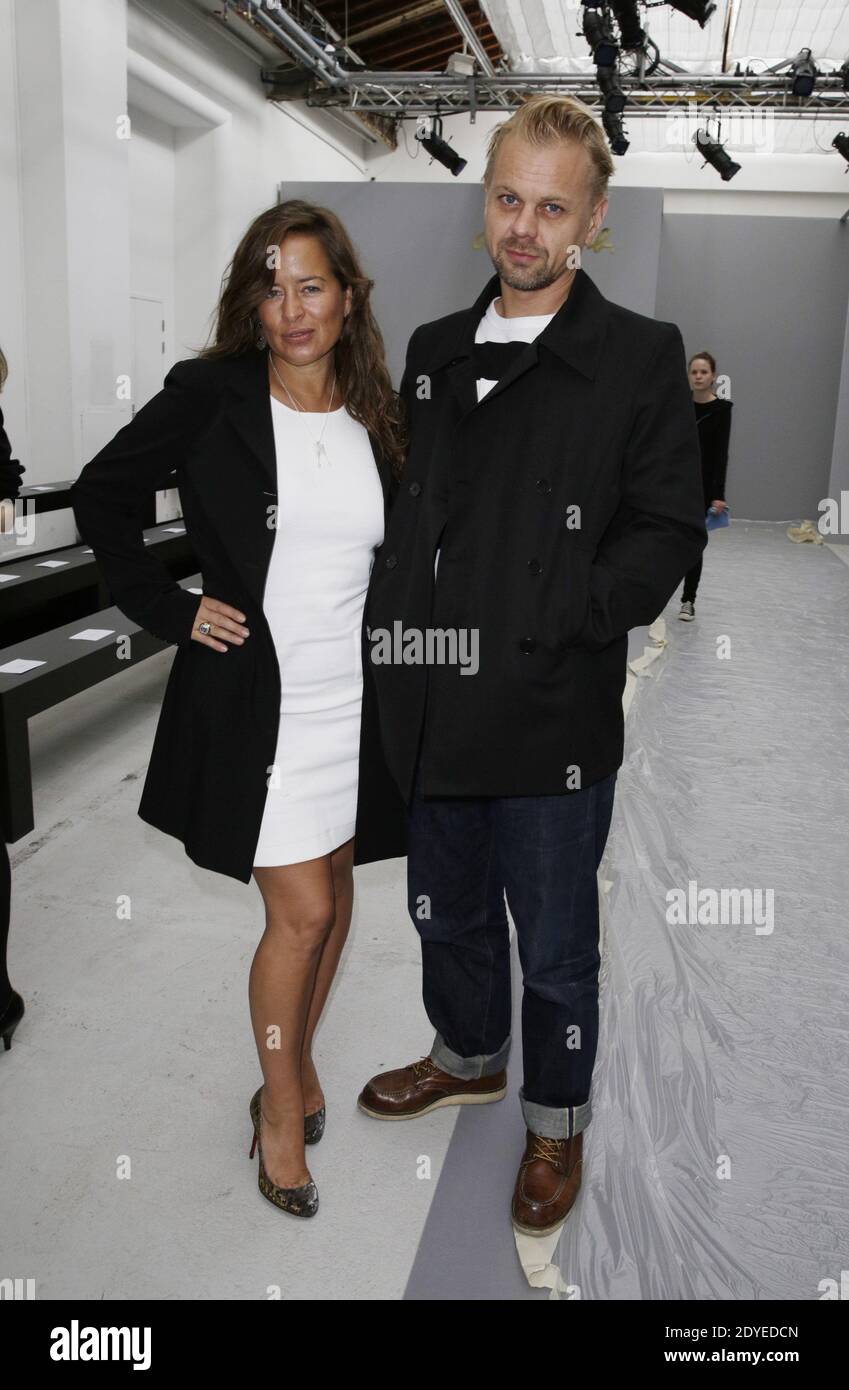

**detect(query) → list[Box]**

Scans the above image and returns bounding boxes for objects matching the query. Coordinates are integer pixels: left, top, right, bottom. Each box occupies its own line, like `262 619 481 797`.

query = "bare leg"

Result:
250 856 336 1188
301 836 355 1114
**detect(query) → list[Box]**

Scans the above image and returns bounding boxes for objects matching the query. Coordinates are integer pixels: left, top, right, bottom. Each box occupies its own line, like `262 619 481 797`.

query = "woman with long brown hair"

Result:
71 200 407 1218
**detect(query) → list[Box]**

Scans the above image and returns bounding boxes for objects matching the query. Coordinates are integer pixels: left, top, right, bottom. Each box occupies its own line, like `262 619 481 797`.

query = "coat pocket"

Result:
542 534 597 649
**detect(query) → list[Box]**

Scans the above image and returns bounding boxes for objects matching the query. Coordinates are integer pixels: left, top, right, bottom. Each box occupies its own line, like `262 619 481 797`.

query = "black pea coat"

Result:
69 348 409 884
364 267 709 804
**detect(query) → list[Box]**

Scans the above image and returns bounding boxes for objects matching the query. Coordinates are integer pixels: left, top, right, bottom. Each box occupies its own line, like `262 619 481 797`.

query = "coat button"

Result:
519 636 536 654
535 478 551 493
408 481 422 496
527 558 542 575
385 553 398 569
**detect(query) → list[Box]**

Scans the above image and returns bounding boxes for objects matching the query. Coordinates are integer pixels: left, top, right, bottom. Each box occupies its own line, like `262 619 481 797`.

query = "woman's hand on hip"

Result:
191 596 250 652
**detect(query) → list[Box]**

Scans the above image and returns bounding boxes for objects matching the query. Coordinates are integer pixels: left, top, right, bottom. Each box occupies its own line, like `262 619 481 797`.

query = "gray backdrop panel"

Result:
281 182 662 381
281 182 849 522
658 214 849 521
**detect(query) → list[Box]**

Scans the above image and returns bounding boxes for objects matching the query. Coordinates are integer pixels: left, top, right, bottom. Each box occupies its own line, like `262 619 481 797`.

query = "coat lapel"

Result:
221 348 277 495
425 266 610 421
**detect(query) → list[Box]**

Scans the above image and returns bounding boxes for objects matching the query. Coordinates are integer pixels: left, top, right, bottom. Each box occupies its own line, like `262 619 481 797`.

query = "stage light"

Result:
668 0 716 25
693 129 741 181
417 117 467 176
789 48 817 98
833 131 849 163
597 65 627 115
610 0 646 51
603 110 630 156
583 3 619 68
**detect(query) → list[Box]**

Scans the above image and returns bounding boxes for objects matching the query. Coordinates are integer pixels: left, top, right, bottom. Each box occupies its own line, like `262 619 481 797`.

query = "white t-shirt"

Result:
474 294 556 400
434 295 556 577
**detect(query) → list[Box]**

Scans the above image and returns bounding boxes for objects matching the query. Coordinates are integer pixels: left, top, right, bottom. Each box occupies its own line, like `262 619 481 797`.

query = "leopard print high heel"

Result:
249 1087 318 1218
304 1104 325 1145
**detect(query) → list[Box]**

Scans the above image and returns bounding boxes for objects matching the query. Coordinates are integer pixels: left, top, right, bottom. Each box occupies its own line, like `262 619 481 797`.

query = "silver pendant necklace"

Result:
269 351 336 467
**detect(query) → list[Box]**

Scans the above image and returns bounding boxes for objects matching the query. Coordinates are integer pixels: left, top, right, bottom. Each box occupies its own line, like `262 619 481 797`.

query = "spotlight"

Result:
789 48 817 98
583 3 619 67
693 129 740 181
610 0 646 51
417 117 467 176
833 131 849 164
603 110 630 156
668 0 716 26
597 65 627 115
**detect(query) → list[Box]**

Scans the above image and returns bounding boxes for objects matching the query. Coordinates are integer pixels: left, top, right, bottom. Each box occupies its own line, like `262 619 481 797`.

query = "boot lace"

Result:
410 1056 438 1081
527 1134 567 1167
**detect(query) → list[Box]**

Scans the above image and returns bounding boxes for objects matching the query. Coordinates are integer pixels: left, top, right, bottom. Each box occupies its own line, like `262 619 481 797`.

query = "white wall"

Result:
127 0 371 358
128 106 175 324
1 0 372 514
0 0 28 468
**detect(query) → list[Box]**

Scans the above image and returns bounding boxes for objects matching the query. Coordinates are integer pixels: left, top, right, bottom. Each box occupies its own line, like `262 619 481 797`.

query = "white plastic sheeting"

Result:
524 524 849 1298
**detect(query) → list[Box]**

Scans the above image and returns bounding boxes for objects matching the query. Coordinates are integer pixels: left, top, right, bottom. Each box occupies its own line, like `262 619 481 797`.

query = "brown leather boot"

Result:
511 1129 583 1237
357 1055 507 1119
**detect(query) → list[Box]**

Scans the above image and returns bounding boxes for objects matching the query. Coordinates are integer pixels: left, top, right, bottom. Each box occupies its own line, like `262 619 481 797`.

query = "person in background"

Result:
0 346 26 1051
680 350 732 621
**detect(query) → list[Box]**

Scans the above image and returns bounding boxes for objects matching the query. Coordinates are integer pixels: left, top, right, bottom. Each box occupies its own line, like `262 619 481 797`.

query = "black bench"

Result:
0 521 195 640
13 478 158 523
0 573 202 842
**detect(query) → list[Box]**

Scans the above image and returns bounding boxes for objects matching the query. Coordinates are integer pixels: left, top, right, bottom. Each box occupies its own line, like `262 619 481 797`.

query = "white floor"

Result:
4 522 847 1300
2 652 459 1299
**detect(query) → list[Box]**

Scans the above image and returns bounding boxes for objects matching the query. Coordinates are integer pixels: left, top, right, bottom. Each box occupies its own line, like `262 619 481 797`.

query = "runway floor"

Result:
2 521 846 1300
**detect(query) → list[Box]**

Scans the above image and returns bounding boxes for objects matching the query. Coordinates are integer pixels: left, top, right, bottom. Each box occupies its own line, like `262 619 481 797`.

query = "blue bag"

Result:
706 504 730 532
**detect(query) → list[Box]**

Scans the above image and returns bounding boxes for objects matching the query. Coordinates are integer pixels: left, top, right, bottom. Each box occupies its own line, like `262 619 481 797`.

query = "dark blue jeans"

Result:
407 757 617 1139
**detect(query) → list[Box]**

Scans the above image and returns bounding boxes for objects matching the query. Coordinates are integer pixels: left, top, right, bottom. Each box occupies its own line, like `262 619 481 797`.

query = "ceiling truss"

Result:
230 1 849 122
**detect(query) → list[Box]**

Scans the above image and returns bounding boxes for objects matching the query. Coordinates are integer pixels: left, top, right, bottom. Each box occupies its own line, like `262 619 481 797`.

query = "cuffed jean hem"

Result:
429 1030 511 1080
519 1086 592 1140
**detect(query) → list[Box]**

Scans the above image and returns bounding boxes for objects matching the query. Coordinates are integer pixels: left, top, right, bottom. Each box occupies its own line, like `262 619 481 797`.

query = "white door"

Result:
131 296 179 523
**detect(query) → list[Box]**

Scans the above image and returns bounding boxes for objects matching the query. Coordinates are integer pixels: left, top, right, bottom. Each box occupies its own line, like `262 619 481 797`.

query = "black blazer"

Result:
364 267 709 803
70 349 408 884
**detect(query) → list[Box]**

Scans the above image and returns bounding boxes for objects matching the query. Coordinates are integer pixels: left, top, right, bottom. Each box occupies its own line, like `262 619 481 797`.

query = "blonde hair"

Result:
483 94 614 212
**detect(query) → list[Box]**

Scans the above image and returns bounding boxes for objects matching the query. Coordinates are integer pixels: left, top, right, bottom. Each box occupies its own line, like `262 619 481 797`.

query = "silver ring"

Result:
198 621 211 636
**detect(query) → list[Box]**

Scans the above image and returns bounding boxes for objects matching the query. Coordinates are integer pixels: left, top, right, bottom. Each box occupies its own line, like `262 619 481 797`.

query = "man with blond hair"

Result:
358 96 706 1236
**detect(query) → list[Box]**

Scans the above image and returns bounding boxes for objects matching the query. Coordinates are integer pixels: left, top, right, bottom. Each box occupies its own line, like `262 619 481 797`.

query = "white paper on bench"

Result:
35 560 69 568
0 573 21 582
0 658 46 674
70 628 116 641
163 526 186 534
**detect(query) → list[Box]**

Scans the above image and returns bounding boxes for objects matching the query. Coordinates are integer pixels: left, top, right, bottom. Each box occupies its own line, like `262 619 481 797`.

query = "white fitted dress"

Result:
252 395 385 866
